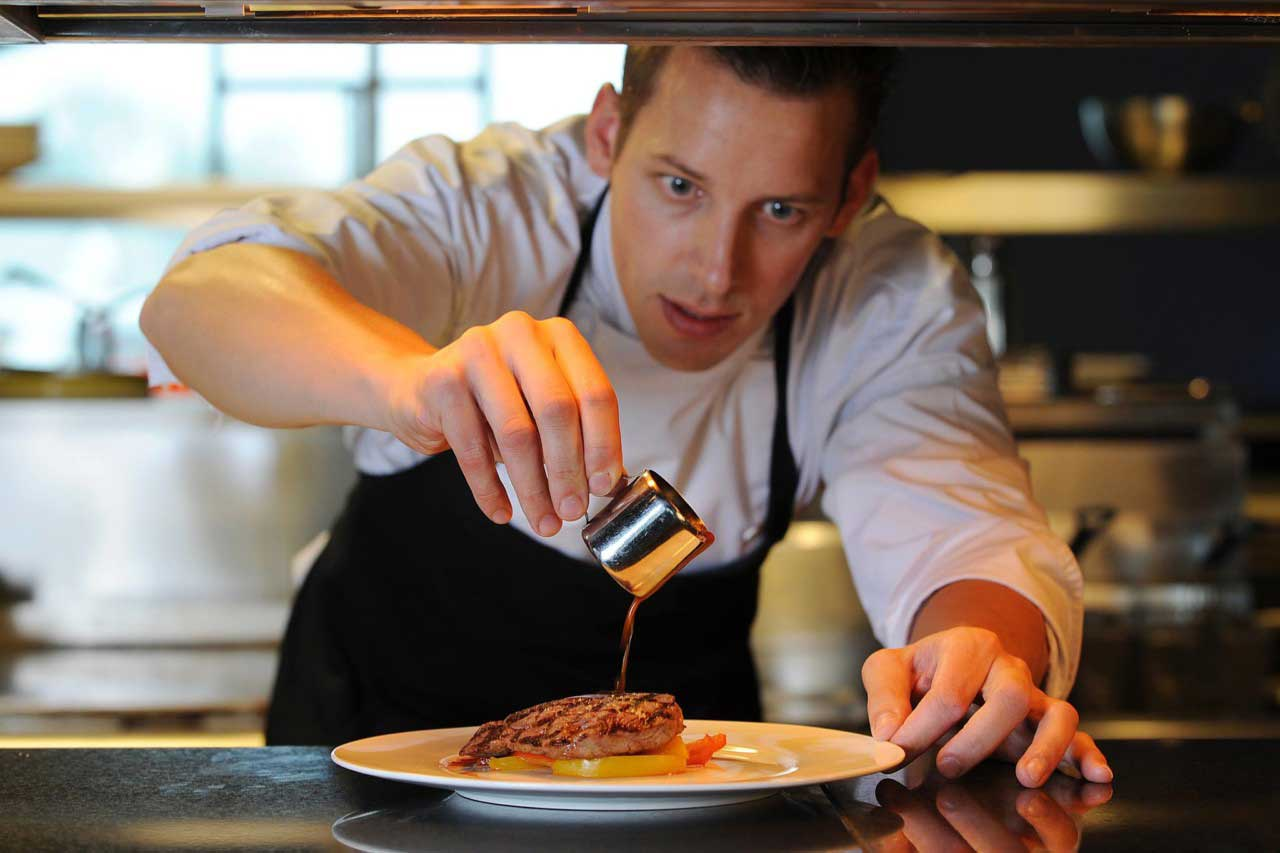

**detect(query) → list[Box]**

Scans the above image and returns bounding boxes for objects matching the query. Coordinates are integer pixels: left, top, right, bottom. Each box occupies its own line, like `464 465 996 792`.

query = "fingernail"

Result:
538 515 561 536
1025 757 1047 784
937 755 962 778
872 712 898 740
559 494 584 520
589 472 613 495
490 507 511 525
1097 763 1114 783
1023 795 1049 818
938 791 961 812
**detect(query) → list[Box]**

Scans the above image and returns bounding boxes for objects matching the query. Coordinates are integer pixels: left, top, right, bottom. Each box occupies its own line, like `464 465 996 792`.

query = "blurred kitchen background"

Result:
2 42 1279 746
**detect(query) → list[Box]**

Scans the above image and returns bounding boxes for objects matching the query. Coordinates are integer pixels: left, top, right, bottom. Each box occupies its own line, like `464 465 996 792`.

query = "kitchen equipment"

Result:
581 470 713 601
1078 94 1260 173
0 396 354 648
1009 385 1273 716
0 265 149 378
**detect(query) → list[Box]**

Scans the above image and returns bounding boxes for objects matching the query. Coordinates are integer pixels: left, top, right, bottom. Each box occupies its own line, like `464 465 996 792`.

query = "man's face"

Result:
604 49 861 371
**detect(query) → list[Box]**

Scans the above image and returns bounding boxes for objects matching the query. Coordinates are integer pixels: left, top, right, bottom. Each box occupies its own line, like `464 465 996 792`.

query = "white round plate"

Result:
331 719 904 811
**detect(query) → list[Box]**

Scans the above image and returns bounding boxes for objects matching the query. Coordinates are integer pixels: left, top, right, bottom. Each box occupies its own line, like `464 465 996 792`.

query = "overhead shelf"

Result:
5 1 1280 45
0 184 297 227
4 173 1280 234
878 172 1280 234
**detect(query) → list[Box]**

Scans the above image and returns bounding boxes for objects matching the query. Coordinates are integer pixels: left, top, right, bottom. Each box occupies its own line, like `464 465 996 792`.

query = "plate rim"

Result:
330 719 905 796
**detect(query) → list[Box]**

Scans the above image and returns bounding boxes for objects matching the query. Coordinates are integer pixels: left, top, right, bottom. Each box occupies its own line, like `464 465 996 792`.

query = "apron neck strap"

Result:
557 187 610 318
762 296 798 544
763 240 831 544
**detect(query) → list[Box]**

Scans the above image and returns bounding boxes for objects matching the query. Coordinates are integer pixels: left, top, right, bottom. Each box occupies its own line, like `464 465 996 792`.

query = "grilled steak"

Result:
460 692 684 760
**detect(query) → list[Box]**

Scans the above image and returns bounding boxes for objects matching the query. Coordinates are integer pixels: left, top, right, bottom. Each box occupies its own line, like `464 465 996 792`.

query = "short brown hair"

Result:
617 46 896 174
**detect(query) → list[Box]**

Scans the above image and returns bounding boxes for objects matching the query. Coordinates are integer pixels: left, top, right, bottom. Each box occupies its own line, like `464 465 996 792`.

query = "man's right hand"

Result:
143 247 620 532
384 310 623 537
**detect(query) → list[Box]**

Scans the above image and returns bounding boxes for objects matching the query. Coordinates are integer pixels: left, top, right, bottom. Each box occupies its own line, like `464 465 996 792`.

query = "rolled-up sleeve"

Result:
810 217 1082 699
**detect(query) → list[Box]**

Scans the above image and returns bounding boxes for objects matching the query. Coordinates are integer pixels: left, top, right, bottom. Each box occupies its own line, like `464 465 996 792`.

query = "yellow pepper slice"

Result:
645 735 689 763
552 754 686 778
488 755 546 772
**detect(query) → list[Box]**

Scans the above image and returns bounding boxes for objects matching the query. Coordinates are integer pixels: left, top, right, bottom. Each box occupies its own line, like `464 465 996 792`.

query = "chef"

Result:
142 45 1111 788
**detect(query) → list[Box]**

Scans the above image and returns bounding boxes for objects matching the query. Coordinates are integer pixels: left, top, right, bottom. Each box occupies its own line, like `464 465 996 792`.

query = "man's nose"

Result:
697 212 744 298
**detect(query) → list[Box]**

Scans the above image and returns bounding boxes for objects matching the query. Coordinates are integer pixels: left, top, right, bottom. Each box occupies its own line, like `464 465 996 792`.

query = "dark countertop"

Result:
3 739 1278 852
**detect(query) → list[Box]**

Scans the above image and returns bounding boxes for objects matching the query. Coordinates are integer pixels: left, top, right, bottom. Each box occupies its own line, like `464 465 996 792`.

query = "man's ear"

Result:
585 83 622 179
825 148 880 237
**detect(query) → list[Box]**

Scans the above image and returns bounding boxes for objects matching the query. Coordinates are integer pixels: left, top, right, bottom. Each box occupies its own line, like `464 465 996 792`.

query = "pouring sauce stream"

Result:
613 530 714 693
614 597 641 693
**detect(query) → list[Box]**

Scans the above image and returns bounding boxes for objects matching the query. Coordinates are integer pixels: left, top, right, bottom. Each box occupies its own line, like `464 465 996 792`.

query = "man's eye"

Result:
664 175 695 197
764 200 797 222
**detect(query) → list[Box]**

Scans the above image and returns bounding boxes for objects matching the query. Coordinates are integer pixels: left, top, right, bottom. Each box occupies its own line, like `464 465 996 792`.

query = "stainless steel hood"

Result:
3 1 1280 45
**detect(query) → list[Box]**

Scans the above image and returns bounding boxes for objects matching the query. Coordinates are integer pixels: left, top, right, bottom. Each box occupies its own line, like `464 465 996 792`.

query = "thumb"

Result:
861 647 914 741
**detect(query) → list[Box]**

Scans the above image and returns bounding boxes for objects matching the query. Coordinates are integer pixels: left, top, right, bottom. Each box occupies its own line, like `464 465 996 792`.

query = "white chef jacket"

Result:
148 115 1083 699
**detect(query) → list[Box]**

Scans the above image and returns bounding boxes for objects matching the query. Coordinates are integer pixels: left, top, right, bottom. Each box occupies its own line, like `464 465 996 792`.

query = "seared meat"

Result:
460 692 684 760
459 719 508 758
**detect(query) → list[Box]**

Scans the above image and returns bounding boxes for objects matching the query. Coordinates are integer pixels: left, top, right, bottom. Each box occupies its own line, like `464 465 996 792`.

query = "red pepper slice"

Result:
445 755 481 769
685 733 727 766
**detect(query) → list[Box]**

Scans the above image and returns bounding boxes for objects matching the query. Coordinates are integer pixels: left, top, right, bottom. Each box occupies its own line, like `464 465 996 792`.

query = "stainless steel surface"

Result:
0 647 275 719
1022 439 1245 536
581 469 712 600
7 1 1280 45
0 396 354 647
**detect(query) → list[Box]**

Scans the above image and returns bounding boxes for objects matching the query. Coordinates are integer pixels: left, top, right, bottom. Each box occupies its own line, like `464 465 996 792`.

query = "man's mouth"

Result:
659 296 738 339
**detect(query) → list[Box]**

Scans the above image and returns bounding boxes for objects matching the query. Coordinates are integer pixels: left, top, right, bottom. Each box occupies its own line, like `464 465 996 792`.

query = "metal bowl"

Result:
1079 95 1247 174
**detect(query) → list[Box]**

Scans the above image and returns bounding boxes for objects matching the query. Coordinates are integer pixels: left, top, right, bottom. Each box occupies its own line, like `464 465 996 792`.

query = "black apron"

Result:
265 192 800 745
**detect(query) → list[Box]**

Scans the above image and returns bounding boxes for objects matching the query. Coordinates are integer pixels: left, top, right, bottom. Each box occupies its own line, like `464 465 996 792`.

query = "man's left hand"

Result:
861 626 1113 788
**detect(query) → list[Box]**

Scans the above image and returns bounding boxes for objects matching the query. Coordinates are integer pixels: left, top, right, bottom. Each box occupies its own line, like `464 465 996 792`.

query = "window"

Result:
0 43 624 373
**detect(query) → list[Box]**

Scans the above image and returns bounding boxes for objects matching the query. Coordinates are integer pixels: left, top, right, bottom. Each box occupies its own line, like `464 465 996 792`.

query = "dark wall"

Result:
875 48 1280 407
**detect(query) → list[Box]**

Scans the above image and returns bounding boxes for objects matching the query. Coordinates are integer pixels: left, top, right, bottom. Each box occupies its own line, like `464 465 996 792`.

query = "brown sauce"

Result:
614 596 641 693
612 529 715 694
